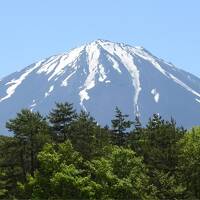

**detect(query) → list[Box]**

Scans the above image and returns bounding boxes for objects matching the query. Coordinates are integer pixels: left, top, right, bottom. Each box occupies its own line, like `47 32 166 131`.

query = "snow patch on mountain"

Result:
151 88 160 103
45 85 54 97
98 64 107 82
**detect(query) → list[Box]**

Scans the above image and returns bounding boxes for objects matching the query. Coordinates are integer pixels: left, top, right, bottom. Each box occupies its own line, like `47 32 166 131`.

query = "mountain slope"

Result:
0 39 200 134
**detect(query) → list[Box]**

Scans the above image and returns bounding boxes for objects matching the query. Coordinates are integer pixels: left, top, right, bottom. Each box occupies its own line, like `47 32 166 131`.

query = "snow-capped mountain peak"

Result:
0 39 200 134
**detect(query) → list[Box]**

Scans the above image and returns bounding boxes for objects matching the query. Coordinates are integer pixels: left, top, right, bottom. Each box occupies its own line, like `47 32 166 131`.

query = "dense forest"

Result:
0 102 200 199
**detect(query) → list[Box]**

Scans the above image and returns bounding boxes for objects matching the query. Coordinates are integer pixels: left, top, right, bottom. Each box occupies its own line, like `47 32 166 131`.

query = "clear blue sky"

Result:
0 0 200 78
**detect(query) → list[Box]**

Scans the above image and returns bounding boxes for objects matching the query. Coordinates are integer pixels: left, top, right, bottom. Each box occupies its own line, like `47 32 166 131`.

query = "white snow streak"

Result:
169 74 200 98
30 100 37 111
37 55 61 75
98 41 142 115
132 46 200 99
45 85 54 97
98 64 107 82
79 43 100 110
47 46 84 81
133 47 167 76
61 71 76 87
0 61 43 102
107 55 122 74
107 45 141 115
195 98 200 103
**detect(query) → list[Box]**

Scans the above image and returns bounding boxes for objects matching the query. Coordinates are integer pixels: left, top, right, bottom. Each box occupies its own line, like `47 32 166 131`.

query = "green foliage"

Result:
6 109 51 177
48 102 77 142
70 111 110 159
0 135 29 198
127 116 143 153
139 114 185 172
150 170 186 199
127 114 187 199
0 102 199 199
111 107 133 146
89 146 157 199
20 141 101 199
178 127 200 199
0 170 8 198
20 141 156 200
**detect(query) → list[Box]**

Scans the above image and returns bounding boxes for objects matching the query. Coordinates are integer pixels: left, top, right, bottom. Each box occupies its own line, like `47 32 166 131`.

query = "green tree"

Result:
20 141 157 200
142 114 185 173
6 109 51 177
0 136 26 198
127 116 143 153
48 102 77 142
111 107 133 146
151 170 186 199
137 114 186 199
70 111 101 159
88 145 157 199
19 141 101 200
178 127 200 198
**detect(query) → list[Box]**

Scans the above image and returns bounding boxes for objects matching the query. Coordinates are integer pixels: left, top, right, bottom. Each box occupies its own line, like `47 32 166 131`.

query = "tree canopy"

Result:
0 103 199 199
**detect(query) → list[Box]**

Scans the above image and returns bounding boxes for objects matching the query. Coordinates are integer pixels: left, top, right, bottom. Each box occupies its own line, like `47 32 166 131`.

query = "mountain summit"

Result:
0 39 200 133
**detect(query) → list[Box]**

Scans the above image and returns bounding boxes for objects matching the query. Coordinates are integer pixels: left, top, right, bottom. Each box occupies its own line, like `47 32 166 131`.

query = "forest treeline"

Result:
0 102 200 199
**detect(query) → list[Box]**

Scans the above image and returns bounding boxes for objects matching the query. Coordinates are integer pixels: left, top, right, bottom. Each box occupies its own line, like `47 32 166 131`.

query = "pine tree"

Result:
146 113 164 130
127 116 143 153
139 115 186 199
6 109 50 177
70 111 99 159
48 102 77 142
111 107 133 146
144 115 185 172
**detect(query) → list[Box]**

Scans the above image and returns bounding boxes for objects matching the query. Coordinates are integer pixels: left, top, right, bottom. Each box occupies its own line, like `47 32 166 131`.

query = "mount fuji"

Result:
0 39 200 134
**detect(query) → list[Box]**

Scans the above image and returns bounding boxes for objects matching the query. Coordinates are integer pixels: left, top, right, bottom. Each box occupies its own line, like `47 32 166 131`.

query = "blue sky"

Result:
0 0 200 78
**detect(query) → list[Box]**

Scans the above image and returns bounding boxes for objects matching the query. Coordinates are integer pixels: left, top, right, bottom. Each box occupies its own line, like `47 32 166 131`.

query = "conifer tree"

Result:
70 111 99 159
139 115 186 199
6 109 50 176
127 116 143 153
111 107 133 146
48 102 77 142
